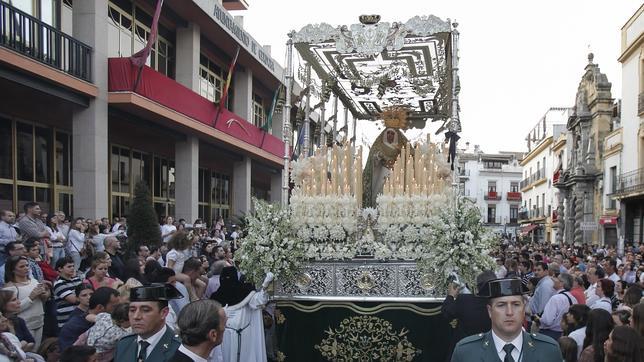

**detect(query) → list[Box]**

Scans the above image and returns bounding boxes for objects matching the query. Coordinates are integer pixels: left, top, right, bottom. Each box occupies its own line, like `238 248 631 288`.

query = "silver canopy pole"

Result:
302 63 312 157
282 35 294 206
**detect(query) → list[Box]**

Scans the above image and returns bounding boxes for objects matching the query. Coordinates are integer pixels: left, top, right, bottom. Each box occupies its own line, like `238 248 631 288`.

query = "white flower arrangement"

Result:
237 199 304 286
417 197 496 293
290 194 359 260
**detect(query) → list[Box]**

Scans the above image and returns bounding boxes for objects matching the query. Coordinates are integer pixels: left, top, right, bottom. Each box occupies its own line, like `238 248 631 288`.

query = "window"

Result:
487 205 496 223
510 206 518 224
151 155 174 220
107 1 175 77
510 182 518 193
483 160 505 169
0 118 12 179
253 94 265 128
210 172 231 222
487 181 496 193
199 55 224 103
609 166 617 209
0 118 70 214
110 145 152 218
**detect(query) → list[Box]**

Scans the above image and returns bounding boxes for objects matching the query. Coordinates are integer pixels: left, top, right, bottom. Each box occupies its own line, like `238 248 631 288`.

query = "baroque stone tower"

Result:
555 54 614 245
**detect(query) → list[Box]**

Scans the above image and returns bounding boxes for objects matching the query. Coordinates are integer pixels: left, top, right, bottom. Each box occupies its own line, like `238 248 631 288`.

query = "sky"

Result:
233 0 641 154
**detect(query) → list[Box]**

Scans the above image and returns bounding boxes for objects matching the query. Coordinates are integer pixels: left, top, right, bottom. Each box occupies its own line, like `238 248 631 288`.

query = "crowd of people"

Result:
0 202 275 362
445 239 644 362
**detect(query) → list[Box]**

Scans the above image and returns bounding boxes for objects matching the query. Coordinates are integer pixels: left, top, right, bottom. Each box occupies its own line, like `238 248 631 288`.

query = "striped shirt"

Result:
53 276 82 327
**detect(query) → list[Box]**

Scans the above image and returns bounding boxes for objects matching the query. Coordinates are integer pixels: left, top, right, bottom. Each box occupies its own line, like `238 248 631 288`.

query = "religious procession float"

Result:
237 14 496 361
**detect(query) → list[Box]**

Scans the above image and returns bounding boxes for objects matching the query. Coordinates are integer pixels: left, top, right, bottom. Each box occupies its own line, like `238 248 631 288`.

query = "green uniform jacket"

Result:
113 327 181 362
450 331 562 362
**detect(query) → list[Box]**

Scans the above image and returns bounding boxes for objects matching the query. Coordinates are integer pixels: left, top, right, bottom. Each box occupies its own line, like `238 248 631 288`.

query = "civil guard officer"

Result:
450 278 562 362
114 283 182 362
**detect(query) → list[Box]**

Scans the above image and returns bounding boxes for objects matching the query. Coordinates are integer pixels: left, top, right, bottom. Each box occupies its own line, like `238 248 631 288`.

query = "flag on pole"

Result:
131 0 164 67
219 46 241 110
261 85 282 132
130 0 164 91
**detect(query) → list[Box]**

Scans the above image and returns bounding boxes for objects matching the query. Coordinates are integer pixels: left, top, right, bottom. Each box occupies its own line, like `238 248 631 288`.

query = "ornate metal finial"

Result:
452 21 458 29
359 15 381 25
587 52 594 64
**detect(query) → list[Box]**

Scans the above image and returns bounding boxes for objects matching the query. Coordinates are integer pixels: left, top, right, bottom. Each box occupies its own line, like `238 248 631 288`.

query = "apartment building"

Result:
519 107 571 243
0 0 307 223
458 148 523 238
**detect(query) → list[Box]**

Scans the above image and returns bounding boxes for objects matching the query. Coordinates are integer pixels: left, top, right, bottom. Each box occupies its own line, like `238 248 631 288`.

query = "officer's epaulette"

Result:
529 333 559 346
455 333 486 346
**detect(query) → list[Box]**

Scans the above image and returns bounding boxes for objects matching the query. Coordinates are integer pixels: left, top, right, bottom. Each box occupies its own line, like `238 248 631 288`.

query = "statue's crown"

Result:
382 106 409 129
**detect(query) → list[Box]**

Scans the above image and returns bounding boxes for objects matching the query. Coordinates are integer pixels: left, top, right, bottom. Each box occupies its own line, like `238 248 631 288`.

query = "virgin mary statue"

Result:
362 127 408 207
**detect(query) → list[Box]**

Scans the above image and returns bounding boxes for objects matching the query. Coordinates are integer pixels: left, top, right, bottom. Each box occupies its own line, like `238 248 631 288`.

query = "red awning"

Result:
520 224 538 235
599 216 618 225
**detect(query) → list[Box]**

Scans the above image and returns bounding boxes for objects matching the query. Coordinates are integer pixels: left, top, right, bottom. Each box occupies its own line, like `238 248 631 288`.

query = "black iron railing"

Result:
0 2 92 82
615 167 644 195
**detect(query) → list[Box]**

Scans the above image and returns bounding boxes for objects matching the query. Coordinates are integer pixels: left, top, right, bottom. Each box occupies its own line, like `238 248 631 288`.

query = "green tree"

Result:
127 180 161 253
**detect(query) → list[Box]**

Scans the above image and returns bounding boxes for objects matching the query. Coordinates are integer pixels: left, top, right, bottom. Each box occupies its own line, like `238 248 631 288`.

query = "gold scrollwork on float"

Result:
315 315 421 361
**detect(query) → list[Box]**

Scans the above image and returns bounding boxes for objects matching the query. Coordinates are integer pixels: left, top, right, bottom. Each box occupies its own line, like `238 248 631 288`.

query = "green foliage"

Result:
237 198 304 286
127 181 161 253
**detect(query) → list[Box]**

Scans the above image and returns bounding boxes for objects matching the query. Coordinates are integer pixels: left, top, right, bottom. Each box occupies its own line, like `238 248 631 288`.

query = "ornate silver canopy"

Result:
289 15 457 126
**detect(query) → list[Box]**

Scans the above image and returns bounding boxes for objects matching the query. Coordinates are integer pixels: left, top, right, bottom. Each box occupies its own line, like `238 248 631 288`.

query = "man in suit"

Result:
442 270 496 360
114 283 182 362
171 299 227 361
451 278 562 362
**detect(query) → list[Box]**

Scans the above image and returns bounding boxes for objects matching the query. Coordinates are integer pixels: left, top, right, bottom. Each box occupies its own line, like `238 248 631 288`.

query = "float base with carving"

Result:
272 134 458 360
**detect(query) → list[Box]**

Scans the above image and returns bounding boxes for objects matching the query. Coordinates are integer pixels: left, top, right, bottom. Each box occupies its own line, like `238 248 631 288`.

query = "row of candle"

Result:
382 142 450 197
298 142 363 207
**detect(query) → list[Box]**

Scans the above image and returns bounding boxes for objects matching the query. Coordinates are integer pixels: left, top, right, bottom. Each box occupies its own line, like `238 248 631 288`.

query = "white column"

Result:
72 0 109 219
233 157 251 216
175 136 199 223
175 23 200 92
233 68 253 121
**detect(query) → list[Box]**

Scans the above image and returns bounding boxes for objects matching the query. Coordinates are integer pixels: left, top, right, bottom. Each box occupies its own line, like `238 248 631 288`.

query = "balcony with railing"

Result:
530 207 545 219
520 168 547 191
509 217 518 225
484 190 501 201
0 2 92 82
485 216 501 224
507 192 522 201
613 167 644 197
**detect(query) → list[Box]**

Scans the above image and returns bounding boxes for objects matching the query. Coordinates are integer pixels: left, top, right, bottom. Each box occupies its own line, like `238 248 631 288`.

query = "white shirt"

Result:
590 297 612 313
568 326 586 358
491 330 523 362
161 224 177 243
178 344 208 362
608 273 620 283
539 290 577 331
585 283 598 306
137 325 167 359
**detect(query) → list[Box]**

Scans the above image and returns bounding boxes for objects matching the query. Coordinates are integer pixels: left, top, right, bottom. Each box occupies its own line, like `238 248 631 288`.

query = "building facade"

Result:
0 0 307 223
611 5 644 246
519 107 571 243
555 54 614 245
458 150 523 238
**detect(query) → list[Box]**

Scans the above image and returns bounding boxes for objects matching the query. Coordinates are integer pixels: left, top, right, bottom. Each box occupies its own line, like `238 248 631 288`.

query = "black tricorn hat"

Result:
477 278 528 299
129 283 183 302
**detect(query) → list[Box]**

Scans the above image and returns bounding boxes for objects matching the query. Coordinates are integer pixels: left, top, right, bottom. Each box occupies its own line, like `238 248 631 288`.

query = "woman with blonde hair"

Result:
83 260 122 290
